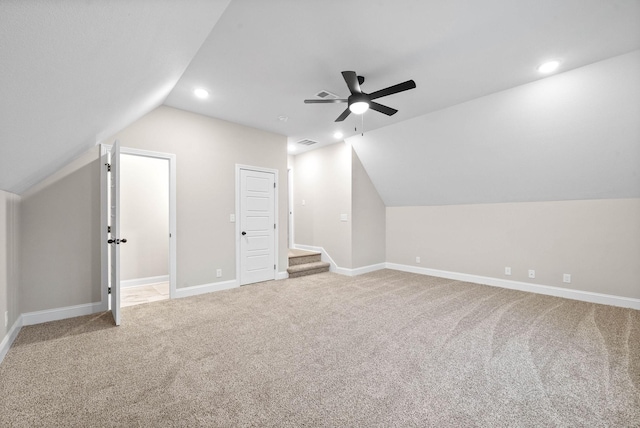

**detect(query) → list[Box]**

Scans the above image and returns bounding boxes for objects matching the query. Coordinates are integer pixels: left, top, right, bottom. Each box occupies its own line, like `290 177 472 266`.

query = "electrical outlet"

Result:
504 267 511 276
563 274 571 283
302 199 306 206
528 269 535 279
216 269 222 278
4 311 7 327
416 256 421 263
229 214 235 222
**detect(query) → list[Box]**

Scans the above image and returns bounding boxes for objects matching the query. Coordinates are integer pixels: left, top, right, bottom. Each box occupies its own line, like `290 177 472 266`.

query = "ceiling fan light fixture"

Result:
349 101 369 115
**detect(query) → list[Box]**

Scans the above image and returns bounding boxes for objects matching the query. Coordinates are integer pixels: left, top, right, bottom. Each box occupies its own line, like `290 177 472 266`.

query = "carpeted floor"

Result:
1 270 638 427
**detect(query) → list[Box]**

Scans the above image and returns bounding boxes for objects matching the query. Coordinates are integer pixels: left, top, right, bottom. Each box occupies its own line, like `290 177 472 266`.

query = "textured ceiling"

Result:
0 0 230 193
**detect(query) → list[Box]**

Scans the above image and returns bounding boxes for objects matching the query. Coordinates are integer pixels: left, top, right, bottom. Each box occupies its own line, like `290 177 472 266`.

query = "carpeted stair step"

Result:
289 252 322 266
287 261 330 278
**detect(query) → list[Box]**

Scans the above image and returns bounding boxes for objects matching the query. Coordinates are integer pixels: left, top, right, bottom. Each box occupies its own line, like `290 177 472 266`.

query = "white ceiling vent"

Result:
297 139 318 146
315 90 339 99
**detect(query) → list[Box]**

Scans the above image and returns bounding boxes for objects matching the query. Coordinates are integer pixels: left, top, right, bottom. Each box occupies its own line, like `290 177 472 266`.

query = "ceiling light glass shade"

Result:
349 101 369 115
537 60 560 73
193 88 209 99
333 132 344 139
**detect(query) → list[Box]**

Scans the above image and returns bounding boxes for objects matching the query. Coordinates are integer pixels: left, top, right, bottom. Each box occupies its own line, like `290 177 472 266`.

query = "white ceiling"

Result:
165 0 640 154
0 0 231 193
1 0 639 195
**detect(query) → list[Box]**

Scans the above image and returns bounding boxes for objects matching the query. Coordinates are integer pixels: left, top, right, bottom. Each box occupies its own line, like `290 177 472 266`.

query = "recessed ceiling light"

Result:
287 144 296 153
537 60 560 74
333 132 344 139
193 88 209 99
278 115 288 122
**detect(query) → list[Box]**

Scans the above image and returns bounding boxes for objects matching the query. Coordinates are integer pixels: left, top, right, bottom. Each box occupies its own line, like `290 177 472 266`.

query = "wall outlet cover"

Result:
528 269 535 279
216 269 222 278
563 274 571 283
416 256 421 263
505 267 511 275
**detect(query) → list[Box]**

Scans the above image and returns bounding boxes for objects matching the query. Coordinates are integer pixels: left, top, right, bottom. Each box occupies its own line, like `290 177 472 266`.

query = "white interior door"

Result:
240 169 275 285
109 140 122 325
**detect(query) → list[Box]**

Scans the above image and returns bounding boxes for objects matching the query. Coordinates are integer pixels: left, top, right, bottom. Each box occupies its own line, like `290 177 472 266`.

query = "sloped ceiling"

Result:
165 0 640 156
2 0 639 199
0 0 230 194
348 51 640 206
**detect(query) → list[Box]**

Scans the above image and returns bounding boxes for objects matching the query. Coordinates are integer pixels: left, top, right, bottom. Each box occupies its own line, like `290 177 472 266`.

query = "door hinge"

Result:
274 264 276 270
107 225 111 234
274 223 276 229
105 163 111 172
273 182 276 188
108 286 111 294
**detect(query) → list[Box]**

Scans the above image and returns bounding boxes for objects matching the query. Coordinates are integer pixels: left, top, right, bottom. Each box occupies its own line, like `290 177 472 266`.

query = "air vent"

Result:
297 139 318 146
315 90 339 99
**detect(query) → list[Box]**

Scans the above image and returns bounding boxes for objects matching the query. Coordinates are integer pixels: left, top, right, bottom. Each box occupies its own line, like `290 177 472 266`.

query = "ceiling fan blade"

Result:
304 99 348 104
335 107 351 122
369 101 398 116
368 80 416 100
341 71 361 94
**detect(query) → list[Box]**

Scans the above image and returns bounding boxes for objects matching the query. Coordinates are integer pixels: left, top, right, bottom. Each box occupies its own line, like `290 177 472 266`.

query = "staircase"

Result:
287 249 330 278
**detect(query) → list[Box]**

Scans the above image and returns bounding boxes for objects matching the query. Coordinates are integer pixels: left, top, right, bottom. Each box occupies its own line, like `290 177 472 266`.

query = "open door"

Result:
109 140 122 325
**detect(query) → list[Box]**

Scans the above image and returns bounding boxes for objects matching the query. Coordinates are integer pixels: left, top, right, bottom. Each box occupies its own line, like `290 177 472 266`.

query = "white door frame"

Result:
100 144 177 310
288 168 294 249
235 164 279 285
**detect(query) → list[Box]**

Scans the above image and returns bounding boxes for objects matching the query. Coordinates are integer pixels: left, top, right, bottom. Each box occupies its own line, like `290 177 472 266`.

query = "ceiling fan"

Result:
304 71 416 122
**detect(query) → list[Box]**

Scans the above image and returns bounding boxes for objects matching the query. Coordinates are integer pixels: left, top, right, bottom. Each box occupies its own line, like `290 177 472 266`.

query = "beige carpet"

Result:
1 270 638 427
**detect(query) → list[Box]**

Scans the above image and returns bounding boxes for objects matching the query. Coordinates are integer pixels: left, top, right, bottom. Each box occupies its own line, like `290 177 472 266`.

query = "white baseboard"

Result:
293 244 339 273
276 271 289 280
342 263 386 277
0 315 23 365
121 275 169 288
21 302 104 326
174 279 238 299
293 244 385 277
386 263 640 310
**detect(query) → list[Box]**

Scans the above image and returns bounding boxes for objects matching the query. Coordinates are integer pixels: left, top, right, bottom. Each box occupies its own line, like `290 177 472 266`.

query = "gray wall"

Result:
293 142 352 268
0 190 20 341
19 149 102 313
107 106 288 289
293 143 386 269
386 199 640 299
351 148 385 268
120 154 169 282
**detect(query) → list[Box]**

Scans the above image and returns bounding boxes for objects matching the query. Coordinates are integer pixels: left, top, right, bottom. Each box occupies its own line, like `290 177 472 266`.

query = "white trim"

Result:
99 145 109 311
101 144 178 311
385 263 640 310
344 263 387 277
21 302 104 327
121 275 170 288
0 315 23 365
287 168 294 249
292 244 385 277
277 271 289 280
235 164 279 286
174 280 239 299
293 244 339 272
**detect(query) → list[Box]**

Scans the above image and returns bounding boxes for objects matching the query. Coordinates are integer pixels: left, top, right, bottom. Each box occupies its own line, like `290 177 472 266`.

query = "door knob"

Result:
241 231 246 236
107 238 128 244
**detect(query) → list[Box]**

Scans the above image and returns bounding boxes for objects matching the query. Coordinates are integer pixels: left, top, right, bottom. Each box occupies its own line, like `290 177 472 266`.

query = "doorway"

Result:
119 154 170 307
101 144 177 322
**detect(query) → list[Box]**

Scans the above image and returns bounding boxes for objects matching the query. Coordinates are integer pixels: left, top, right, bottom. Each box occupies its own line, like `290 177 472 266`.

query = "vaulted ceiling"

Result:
1 0 639 197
